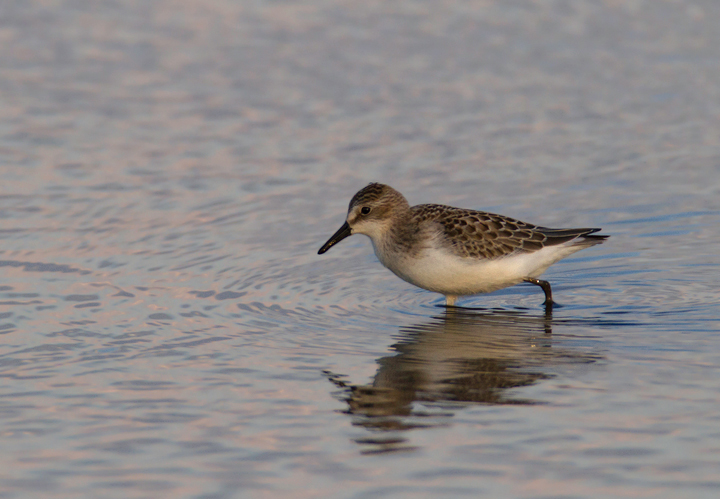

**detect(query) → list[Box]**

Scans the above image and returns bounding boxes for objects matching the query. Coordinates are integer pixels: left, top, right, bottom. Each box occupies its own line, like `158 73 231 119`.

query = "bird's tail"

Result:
539 227 609 248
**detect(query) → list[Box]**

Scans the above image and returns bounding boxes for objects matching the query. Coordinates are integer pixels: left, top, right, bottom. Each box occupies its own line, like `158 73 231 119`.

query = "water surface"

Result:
1 1 720 498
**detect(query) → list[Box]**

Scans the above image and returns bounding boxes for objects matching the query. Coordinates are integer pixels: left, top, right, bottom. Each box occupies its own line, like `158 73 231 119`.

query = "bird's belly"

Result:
373 237 585 297
384 249 530 295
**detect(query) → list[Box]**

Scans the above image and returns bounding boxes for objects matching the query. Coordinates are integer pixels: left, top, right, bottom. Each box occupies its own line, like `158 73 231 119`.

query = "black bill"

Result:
318 221 352 254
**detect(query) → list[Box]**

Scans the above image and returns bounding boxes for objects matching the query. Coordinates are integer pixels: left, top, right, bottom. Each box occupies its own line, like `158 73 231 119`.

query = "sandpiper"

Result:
318 183 608 306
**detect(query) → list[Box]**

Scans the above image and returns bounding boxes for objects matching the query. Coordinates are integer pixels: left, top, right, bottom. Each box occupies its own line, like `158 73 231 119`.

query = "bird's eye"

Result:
361 206 371 215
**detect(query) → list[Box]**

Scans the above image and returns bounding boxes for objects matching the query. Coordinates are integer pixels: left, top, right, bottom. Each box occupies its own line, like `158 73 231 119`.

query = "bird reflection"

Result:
326 306 600 453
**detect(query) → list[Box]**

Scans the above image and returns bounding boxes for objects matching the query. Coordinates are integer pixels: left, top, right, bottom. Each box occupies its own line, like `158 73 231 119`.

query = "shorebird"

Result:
318 183 608 306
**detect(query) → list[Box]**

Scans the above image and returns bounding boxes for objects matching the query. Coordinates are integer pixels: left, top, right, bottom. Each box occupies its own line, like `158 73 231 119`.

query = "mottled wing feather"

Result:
412 204 602 259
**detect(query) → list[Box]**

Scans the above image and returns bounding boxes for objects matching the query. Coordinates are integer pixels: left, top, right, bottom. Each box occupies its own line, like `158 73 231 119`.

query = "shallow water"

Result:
2 1 720 497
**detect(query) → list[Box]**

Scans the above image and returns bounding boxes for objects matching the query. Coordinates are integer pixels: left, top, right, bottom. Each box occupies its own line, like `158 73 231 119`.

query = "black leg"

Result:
542 297 553 330
523 277 553 305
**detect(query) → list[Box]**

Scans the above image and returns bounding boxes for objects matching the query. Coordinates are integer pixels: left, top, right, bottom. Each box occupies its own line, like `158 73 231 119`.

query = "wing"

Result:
412 204 605 259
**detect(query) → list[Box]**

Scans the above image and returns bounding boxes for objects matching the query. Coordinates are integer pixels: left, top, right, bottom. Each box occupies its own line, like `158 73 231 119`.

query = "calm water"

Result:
2 1 720 497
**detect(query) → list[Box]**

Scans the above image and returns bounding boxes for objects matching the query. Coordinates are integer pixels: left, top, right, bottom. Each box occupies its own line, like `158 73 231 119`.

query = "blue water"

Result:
1 1 720 498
